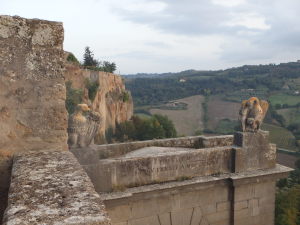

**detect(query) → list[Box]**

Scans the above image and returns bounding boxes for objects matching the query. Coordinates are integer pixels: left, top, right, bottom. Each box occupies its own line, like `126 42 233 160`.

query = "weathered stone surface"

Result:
3 150 111 225
96 146 233 192
0 151 12 223
91 135 233 160
0 15 68 153
68 104 101 148
233 131 276 172
199 135 233 148
101 165 292 225
64 62 133 144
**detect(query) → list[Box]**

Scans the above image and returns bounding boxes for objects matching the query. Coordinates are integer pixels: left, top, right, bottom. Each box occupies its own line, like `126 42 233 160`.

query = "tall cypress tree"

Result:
83 47 98 67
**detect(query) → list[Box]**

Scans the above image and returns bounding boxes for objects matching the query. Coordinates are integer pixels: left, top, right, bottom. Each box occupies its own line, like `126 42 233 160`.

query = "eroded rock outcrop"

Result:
65 61 133 144
68 104 101 148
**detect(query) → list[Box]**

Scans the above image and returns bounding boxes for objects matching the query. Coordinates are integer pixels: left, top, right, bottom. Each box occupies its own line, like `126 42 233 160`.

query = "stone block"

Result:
171 208 193 225
108 204 131 223
206 210 230 224
131 199 158 219
158 212 171 225
129 215 160 225
3 150 111 225
233 131 276 172
234 200 249 210
217 201 231 212
0 15 68 153
190 207 203 225
97 146 232 191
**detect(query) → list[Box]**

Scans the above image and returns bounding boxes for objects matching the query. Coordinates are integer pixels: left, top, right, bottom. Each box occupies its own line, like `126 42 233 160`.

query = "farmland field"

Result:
269 93 300 107
261 123 298 151
207 96 240 130
277 107 300 125
149 95 204 136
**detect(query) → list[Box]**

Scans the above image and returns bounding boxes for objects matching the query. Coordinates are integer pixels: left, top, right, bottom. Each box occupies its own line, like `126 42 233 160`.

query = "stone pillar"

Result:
233 131 276 172
231 131 284 225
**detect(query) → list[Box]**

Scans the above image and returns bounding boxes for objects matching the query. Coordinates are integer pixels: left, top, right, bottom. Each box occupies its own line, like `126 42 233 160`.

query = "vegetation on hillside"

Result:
275 158 300 225
106 115 177 143
65 81 83 114
125 61 300 150
85 78 99 102
125 62 300 107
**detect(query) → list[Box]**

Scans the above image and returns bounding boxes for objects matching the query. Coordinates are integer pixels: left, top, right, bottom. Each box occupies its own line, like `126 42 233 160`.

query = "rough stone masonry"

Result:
0 15 111 225
0 15 68 153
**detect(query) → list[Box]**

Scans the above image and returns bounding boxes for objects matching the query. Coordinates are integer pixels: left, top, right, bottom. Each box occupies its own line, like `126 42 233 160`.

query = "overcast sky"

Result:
1 0 300 74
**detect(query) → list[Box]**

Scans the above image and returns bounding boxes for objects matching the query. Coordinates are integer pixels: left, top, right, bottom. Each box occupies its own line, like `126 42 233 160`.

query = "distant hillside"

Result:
125 61 300 106
125 61 300 151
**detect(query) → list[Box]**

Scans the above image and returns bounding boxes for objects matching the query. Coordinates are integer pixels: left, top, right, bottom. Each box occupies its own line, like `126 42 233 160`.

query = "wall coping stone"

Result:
3 150 111 225
101 164 291 202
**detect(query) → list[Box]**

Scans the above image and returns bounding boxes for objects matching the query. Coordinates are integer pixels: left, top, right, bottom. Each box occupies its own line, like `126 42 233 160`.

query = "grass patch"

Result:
215 119 239 134
277 107 300 125
269 93 300 107
262 123 298 151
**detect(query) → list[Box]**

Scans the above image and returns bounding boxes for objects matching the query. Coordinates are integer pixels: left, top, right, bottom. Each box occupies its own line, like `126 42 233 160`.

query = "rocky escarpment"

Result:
64 61 133 144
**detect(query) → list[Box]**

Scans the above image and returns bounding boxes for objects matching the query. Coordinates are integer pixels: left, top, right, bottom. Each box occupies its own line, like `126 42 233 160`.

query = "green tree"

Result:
83 46 98 67
153 114 177 138
102 61 117 73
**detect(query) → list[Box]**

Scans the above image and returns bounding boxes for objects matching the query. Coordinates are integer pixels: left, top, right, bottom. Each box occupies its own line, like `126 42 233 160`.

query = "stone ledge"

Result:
96 146 233 192
101 164 291 202
3 150 111 225
90 135 234 159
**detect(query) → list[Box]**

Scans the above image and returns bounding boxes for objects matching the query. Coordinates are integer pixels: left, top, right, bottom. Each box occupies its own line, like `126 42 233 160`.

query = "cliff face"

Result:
64 62 133 143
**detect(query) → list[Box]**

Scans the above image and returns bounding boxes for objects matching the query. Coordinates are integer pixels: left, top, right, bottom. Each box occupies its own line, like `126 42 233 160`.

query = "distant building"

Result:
179 78 186 82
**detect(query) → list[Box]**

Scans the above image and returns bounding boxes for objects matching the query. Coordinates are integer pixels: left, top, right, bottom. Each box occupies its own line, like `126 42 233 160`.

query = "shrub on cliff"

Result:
85 78 99 102
67 53 79 64
65 81 83 114
122 91 130 102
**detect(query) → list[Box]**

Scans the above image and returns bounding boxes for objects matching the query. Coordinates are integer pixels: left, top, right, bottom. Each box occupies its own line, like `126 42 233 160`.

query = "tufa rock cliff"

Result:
64 60 133 144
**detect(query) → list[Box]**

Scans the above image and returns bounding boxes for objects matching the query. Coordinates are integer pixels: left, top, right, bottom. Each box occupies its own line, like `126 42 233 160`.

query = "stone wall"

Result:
71 132 292 225
87 135 233 159
0 15 68 222
3 151 111 225
0 15 68 153
101 165 290 225
103 178 231 225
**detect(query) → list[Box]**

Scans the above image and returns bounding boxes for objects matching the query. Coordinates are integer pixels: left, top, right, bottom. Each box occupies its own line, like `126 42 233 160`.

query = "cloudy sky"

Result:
1 0 300 74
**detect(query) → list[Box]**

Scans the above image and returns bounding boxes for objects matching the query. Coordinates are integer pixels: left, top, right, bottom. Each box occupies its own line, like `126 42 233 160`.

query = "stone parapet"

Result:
88 135 234 160
3 150 111 225
96 146 233 192
101 164 292 225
